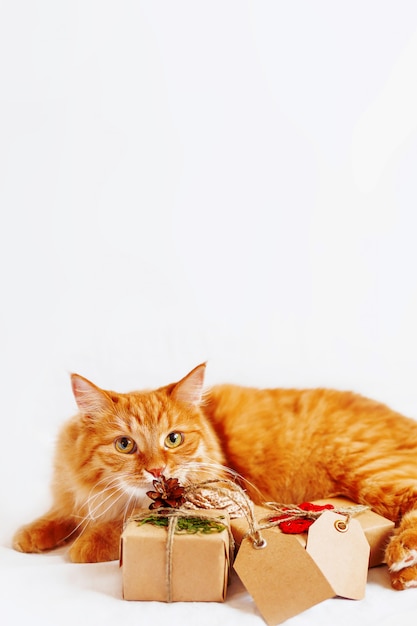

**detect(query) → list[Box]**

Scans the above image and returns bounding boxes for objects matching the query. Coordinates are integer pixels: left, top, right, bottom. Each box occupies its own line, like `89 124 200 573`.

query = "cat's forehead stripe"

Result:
127 392 162 415
114 393 172 430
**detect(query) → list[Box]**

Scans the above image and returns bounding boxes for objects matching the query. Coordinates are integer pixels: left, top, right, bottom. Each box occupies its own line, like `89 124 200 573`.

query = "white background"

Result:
1 2 417 625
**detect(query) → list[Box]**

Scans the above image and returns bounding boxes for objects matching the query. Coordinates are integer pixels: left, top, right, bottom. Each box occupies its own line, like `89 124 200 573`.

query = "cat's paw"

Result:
69 523 121 563
13 517 75 553
385 526 417 590
390 564 417 590
13 525 41 553
69 535 120 563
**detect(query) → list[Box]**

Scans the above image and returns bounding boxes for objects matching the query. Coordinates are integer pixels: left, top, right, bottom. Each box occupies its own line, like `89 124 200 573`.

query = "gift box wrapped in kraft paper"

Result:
231 498 396 626
120 508 231 602
231 496 395 568
305 497 395 567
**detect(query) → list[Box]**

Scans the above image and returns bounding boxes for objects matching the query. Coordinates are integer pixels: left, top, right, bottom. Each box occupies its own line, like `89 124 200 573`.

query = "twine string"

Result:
166 512 177 602
258 501 370 533
184 480 370 543
183 478 263 547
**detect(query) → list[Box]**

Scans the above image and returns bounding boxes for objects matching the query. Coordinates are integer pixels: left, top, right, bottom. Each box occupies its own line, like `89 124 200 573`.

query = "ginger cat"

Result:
13 363 417 590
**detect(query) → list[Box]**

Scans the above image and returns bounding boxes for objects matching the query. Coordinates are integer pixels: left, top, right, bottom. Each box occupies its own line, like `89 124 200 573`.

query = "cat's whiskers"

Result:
121 494 133 525
59 478 124 540
178 460 238 480
171 460 226 487
177 460 265 501
74 475 119 509
89 485 128 521
69 476 121 521
80 474 130 521
64 497 124 548
89 472 151 519
122 490 141 526
61 473 140 546
82 477 123 518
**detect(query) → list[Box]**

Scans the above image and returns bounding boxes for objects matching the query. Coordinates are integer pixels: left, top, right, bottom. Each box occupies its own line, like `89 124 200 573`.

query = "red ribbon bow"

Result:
269 502 335 534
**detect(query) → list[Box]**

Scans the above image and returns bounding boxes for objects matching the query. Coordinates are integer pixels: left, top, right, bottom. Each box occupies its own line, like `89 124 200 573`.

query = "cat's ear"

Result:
171 363 206 406
71 374 113 417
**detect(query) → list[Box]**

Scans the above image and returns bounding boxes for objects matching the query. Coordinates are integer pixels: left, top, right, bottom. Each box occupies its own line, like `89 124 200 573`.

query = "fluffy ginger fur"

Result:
13 364 417 589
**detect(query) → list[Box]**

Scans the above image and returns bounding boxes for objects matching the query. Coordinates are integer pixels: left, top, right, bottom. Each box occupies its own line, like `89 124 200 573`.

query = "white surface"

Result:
2 1 417 624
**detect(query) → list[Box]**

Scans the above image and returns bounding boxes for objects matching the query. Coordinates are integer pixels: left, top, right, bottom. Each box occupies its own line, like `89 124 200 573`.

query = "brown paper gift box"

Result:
231 496 395 567
309 497 395 567
233 509 371 626
120 509 231 602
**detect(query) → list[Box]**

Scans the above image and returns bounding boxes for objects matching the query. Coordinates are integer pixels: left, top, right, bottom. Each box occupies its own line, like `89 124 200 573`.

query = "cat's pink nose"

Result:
146 467 165 478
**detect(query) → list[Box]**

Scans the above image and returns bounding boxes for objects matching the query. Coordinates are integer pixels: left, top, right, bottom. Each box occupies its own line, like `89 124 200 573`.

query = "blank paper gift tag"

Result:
233 529 335 626
306 510 370 600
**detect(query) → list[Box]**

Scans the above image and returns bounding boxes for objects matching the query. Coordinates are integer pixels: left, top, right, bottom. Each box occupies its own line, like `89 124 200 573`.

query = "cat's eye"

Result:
114 436 137 454
164 432 184 449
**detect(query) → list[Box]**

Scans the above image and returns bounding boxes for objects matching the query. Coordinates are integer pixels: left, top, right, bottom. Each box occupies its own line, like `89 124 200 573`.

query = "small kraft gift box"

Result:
231 497 395 626
121 508 231 602
231 496 395 568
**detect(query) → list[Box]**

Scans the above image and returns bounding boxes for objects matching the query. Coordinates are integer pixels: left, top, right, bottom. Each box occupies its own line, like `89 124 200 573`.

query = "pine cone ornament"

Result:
146 475 186 509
